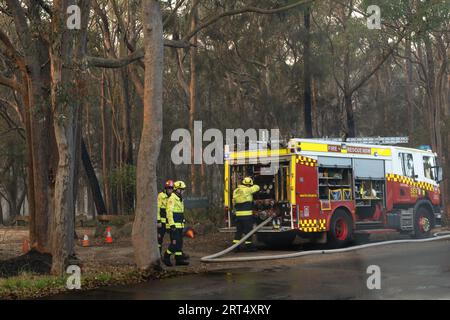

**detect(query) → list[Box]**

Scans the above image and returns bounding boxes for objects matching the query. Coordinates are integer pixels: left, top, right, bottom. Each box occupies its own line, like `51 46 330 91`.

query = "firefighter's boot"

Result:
175 256 189 266
181 253 190 260
243 243 257 252
163 252 173 267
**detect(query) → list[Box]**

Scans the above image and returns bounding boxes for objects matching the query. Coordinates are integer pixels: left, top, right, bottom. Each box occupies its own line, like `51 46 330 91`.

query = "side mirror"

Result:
436 166 443 183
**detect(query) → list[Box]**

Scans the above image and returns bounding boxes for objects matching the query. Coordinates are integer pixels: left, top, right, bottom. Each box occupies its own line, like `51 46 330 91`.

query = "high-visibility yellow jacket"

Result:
232 184 260 216
166 192 185 229
157 191 170 224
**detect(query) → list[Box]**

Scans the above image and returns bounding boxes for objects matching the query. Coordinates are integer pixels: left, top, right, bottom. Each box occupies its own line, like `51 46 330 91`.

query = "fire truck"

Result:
223 137 444 248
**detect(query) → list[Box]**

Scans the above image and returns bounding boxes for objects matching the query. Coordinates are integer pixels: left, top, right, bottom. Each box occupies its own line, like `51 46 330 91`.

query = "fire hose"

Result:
200 216 450 263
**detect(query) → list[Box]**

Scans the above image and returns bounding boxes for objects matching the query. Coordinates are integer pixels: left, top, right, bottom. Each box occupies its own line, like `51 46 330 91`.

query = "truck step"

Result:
354 229 398 234
355 221 384 230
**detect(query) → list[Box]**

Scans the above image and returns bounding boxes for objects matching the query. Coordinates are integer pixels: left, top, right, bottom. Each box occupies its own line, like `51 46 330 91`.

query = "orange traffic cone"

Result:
184 227 195 239
22 238 30 253
82 234 90 247
105 227 113 244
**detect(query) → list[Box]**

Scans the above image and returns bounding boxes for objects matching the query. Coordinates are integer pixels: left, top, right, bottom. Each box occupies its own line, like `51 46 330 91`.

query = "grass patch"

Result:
0 265 187 300
0 272 67 299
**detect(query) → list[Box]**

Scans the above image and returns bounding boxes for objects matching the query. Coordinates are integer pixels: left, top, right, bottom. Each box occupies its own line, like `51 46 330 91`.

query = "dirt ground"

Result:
0 225 247 276
1 225 449 278
0 225 329 277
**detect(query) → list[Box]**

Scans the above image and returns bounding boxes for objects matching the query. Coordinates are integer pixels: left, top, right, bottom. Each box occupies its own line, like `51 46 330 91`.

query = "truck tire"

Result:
327 209 353 248
257 231 297 249
413 206 433 239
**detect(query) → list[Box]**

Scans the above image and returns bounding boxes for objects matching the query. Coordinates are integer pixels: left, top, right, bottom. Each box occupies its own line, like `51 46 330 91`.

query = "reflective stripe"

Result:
233 240 240 243
175 252 183 256
245 241 252 244
173 223 184 228
160 218 167 223
235 210 253 216
166 249 173 254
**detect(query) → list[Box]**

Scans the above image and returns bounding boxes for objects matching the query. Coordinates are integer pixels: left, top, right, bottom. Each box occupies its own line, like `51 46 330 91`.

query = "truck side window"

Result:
423 156 435 180
399 153 414 178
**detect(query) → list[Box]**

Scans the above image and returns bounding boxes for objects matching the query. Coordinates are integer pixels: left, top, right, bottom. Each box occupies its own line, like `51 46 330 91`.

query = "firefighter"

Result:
232 177 260 252
163 181 189 266
157 180 174 254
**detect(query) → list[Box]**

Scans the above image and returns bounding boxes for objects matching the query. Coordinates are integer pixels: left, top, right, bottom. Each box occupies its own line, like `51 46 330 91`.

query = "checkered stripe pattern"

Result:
386 173 438 192
296 156 317 167
299 219 326 232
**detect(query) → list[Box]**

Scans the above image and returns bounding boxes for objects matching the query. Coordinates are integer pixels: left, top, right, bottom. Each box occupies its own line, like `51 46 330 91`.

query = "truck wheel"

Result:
327 210 353 248
257 231 297 249
413 206 433 239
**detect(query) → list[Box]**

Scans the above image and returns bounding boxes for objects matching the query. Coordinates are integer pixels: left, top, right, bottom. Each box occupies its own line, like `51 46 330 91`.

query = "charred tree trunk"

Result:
81 138 107 215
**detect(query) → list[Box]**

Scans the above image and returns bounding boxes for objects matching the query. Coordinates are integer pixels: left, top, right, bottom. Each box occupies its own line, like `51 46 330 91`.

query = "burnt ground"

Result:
0 250 52 277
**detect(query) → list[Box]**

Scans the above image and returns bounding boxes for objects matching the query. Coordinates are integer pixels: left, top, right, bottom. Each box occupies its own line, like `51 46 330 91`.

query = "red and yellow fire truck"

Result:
223 138 443 248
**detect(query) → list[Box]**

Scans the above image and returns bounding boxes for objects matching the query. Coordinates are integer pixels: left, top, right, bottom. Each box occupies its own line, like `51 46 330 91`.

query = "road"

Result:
48 239 450 300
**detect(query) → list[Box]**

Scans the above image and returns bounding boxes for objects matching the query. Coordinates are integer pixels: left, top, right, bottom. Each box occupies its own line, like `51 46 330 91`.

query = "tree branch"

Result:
86 39 190 68
163 0 187 28
350 33 406 94
182 0 315 41
6 0 31 49
35 0 52 17
87 0 314 69
0 27 26 70
0 74 22 92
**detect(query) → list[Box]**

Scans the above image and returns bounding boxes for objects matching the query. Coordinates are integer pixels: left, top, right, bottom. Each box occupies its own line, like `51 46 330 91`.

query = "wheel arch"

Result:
414 199 435 227
331 205 355 227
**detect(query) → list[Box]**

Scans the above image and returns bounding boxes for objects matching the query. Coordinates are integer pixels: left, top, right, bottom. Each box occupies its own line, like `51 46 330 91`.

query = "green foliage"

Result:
108 164 136 194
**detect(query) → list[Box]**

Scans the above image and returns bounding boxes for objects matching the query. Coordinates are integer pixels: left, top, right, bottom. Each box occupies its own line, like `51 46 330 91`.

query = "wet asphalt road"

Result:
48 239 450 300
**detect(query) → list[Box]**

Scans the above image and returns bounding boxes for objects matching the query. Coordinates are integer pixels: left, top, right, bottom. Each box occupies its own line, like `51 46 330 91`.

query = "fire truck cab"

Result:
223 138 443 248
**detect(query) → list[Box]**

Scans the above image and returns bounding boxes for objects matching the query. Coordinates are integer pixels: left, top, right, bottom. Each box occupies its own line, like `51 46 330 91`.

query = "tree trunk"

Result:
0 198 3 225
344 94 355 137
100 72 113 213
303 6 312 138
404 37 414 140
311 77 319 137
189 0 199 195
132 0 163 270
81 138 107 215
50 0 90 275
119 40 134 214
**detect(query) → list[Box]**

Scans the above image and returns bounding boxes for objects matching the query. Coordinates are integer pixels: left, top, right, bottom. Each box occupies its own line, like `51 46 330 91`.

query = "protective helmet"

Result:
242 177 253 186
174 181 186 190
165 179 174 189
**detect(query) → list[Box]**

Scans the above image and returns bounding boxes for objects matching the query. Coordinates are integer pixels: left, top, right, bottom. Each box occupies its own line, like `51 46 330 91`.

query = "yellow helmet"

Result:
174 181 186 190
242 177 253 186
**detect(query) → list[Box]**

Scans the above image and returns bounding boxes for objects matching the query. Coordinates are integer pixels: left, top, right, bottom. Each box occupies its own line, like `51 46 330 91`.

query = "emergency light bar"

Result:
316 136 409 145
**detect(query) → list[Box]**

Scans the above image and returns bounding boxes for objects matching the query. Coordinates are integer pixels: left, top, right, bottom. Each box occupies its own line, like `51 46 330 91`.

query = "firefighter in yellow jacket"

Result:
232 177 260 251
157 180 174 253
163 181 189 266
